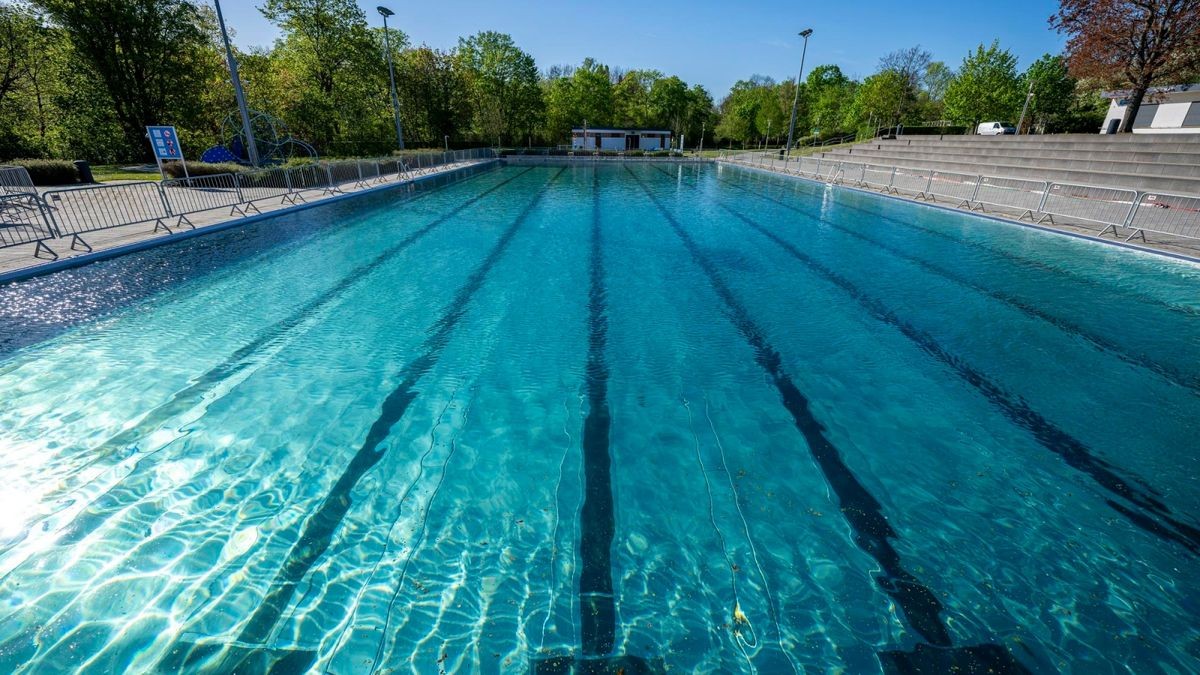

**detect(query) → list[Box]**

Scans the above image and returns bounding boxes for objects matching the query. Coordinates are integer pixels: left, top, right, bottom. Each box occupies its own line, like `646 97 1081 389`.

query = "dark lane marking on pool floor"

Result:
157 167 566 674
625 165 1028 672
709 171 1200 396
533 169 659 674
720 167 1200 318
681 174 1200 556
579 168 617 657
36 168 539 554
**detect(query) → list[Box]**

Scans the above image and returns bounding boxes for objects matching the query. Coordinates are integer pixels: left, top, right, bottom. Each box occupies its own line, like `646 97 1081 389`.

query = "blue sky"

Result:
220 0 1067 96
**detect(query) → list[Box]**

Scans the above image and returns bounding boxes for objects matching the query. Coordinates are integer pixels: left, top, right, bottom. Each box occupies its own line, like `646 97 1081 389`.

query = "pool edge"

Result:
720 161 1200 266
0 160 502 285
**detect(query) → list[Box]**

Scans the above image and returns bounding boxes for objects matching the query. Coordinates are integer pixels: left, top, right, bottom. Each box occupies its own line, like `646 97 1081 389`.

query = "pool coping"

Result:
720 160 1200 266
0 159 502 285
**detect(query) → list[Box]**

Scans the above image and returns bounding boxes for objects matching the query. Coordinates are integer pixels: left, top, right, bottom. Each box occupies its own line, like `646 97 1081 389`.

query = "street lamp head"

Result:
799 29 813 38
377 6 394 17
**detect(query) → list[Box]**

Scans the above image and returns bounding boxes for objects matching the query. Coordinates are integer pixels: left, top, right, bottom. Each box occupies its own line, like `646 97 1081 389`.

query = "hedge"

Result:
161 161 247 178
11 159 78 186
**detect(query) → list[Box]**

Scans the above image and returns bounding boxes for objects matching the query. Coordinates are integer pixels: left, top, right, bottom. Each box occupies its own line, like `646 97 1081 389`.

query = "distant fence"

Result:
720 150 1200 243
0 149 496 261
0 166 38 196
0 193 57 259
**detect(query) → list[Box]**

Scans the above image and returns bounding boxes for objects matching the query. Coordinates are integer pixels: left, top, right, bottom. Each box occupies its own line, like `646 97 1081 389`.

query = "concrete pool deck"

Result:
0 159 494 281
717 158 1200 264
3 156 1197 285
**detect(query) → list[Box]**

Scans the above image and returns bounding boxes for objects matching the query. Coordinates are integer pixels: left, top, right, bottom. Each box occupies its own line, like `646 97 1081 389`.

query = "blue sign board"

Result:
147 126 183 161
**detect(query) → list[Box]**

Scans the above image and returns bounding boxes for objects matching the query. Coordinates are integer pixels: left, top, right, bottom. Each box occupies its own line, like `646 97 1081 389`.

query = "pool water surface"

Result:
0 162 1197 673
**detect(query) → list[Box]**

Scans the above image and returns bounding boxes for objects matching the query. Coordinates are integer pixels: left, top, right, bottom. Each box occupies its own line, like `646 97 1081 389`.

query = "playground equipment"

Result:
200 109 318 165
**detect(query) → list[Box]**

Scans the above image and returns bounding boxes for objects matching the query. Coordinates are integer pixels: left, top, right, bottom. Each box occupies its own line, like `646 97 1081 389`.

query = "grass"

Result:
91 165 162 183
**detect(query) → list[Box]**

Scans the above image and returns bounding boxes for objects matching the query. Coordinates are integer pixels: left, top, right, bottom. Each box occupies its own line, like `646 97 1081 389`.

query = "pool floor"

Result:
0 163 1198 673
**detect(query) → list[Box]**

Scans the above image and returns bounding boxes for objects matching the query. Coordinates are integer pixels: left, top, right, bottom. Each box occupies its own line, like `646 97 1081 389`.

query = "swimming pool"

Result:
0 162 1197 673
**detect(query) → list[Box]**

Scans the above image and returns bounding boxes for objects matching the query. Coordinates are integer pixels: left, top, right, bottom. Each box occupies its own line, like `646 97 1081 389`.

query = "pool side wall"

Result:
719 160 1200 266
0 160 502 285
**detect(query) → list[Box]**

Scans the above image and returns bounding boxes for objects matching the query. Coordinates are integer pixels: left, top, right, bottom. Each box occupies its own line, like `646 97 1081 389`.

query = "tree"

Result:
879 45 932 119
805 65 854 135
683 84 716 148
1020 54 1077 132
1053 0 1200 132
396 46 471 145
943 41 1023 125
649 75 690 137
33 0 222 159
261 0 387 151
848 70 909 129
923 61 955 102
612 69 661 128
456 31 542 145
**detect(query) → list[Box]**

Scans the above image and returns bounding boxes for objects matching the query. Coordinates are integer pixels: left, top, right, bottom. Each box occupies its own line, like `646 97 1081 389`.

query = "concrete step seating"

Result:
819 134 1200 195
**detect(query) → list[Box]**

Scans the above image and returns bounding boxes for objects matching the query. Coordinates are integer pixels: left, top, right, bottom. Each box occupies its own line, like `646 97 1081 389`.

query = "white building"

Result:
1100 83 1200 134
570 128 673 151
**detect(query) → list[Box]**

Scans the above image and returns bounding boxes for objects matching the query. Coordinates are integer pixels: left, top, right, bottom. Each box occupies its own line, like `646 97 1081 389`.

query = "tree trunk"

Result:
1119 84 1149 133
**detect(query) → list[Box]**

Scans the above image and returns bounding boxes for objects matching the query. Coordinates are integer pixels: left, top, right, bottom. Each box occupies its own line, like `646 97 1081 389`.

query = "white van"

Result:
977 122 1016 136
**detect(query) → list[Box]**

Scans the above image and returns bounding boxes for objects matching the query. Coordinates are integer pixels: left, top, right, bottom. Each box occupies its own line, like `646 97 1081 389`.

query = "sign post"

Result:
146 125 187 180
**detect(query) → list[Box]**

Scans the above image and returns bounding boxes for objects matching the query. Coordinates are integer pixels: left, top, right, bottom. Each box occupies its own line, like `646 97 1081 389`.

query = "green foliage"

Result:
847 70 908 128
456 31 543 145
805 65 854 134
1020 54 1077 132
161 161 246 178
12 157 77 185
33 0 223 159
715 76 787 147
943 41 1023 125
261 0 392 150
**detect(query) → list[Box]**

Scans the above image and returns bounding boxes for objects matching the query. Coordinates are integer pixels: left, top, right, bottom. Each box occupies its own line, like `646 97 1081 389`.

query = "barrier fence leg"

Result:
34 240 59 260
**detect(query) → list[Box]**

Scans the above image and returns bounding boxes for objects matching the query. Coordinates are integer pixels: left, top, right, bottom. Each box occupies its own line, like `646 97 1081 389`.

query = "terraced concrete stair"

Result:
819 134 1200 195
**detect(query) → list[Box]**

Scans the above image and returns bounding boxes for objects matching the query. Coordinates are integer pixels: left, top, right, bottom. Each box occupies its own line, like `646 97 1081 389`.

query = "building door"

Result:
1105 118 1120 134
627 135 639 150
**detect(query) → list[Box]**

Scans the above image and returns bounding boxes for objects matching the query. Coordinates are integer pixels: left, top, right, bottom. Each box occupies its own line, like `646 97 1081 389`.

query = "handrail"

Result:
719 153 1200 243
3 149 498 260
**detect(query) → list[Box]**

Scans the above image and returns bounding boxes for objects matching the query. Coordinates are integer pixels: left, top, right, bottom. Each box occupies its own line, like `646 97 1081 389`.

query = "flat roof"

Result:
570 128 672 134
1102 83 1200 99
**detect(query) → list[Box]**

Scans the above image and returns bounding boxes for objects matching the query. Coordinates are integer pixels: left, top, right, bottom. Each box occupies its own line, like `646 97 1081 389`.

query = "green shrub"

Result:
646 150 672 157
625 150 644 157
161 161 246 178
12 158 78 186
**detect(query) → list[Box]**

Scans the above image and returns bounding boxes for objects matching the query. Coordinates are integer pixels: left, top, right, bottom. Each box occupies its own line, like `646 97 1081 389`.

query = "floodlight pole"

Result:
1017 78 1035 135
215 0 259 167
378 6 405 151
784 28 813 161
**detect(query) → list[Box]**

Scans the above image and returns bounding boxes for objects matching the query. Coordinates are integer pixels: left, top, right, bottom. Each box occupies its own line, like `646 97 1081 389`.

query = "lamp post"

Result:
377 6 405 151
784 28 813 161
1016 78 1035 135
214 0 259 167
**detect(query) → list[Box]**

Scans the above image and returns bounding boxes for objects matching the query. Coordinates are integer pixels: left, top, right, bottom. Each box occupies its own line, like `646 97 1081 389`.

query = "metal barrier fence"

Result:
719 150 1200 243
1 150 496 260
1037 182 1138 230
891 166 934 198
926 170 981 207
974 176 1047 216
0 166 38 196
161 174 243 221
0 193 57 258
1123 192 1200 242
287 164 333 196
43 182 176 251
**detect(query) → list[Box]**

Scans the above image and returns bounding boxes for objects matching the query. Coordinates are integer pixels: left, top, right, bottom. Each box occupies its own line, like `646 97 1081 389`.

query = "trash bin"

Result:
74 160 95 184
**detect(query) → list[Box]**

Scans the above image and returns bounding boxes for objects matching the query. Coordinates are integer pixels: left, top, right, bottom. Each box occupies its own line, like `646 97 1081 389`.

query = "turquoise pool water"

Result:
0 162 1197 673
